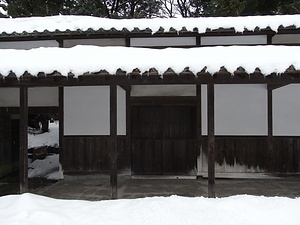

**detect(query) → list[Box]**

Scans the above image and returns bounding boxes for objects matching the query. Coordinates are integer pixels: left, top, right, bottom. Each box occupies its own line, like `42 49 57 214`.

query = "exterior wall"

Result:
201 35 267 46
0 87 58 107
64 86 110 135
29 87 58 106
272 34 300 44
201 84 267 135
0 88 19 107
63 38 126 48
0 40 58 49
64 86 126 135
273 84 300 136
130 37 196 47
117 86 126 135
131 85 196 96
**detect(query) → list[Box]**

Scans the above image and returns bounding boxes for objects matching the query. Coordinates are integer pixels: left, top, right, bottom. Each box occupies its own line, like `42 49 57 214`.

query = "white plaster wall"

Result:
202 84 267 135
0 40 58 49
0 88 19 107
64 86 110 135
273 84 300 136
272 34 300 44
0 87 58 107
201 35 267 46
117 86 126 135
131 85 196 96
63 38 126 48
29 87 58 106
130 37 196 47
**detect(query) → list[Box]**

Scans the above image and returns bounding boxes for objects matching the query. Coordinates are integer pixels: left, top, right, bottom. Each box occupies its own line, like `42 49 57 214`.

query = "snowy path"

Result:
0 194 299 225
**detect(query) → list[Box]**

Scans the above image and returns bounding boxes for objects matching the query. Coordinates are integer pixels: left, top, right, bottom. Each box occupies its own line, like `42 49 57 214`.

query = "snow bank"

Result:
1 14 300 34
1 45 300 76
28 154 60 180
0 194 299 225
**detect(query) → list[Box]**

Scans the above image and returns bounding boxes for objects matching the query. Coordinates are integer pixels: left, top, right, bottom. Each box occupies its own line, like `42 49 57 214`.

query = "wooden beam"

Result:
207 83 215 198
196 85 202 181
19 86 28 193
110 84 118 199
267 89 273 172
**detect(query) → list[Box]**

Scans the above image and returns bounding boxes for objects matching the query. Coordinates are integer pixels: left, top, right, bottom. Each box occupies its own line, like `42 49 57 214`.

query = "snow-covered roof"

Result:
1 14 300 36
0 45 299 77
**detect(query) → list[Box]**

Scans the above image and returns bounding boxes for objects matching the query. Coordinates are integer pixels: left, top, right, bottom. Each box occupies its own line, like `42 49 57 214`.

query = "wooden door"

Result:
131 106 196 175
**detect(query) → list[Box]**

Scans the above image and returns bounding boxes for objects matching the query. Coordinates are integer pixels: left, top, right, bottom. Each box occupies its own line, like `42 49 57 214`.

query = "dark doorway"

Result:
131 106 196 175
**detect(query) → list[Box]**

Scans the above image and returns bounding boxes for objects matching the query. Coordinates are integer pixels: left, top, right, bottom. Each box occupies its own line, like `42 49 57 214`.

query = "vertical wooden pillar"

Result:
19 86 28 193
59 87 64 168
110 84 118 199
196 85 202 177
267 88 273 172
207 83 215 198
126 86 131 172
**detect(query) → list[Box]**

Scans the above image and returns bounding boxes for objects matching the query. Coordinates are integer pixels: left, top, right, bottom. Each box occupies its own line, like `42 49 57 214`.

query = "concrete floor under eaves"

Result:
1 174 300 200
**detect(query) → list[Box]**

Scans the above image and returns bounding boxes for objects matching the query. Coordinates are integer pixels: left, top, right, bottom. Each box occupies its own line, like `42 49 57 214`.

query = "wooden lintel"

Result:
19 86 28 193
207 83 215 198
110 84 118 199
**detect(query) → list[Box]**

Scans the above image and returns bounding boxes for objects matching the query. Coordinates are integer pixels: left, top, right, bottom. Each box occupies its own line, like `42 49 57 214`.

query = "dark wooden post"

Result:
126 86 131 172
19 86 28 193
196 85 202 179
110 84 118 199
59 87 64 169
267 88 273 172
207 83 215 198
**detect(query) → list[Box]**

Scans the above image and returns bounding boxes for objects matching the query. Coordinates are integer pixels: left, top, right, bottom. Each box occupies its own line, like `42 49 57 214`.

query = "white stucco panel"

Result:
215 84 267 135
130 37 196 47
0 88 19 107
131 85 196 96
273 84 300 136
117 86 126 135
201 35 267 46
63 38 126 48
0 40 58 49
29 87 58 106
64 86 110 135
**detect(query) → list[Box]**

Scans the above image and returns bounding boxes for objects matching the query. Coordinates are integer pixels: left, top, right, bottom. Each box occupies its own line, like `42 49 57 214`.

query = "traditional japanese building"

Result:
1 14 300 197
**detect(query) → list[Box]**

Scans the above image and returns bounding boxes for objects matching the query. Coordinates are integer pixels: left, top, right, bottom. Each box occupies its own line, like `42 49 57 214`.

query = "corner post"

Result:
19 86 28 193
110 84 118 199
207 83 215 198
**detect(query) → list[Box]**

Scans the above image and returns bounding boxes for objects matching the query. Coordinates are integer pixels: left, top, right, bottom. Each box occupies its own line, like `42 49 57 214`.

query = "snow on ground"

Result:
0 194 299 225
28 121 60 180
28 121 59 149
28 154 60 180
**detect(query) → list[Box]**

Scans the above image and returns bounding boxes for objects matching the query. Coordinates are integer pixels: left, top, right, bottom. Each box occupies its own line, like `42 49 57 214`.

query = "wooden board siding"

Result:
62 136 128 173
202 136 300 173
131 106 197 175
0 114 12 177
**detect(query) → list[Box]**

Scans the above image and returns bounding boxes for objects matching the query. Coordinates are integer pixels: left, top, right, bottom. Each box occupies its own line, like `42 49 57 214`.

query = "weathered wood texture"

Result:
207 83 215 198
202 136 300 173
19 86 28 193
0 114 12 178
110 84 117 199
62 136 128 173
131 106 197 175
